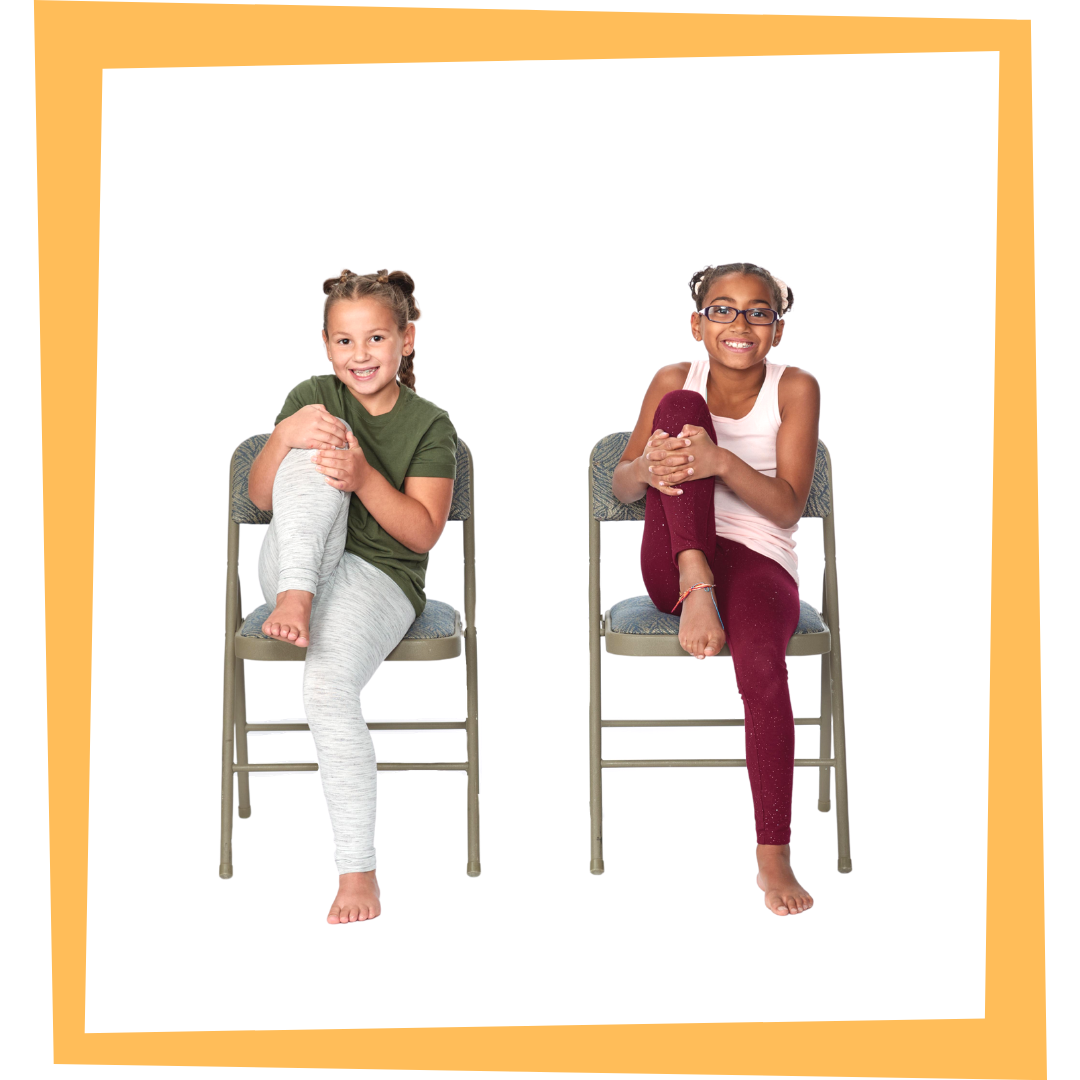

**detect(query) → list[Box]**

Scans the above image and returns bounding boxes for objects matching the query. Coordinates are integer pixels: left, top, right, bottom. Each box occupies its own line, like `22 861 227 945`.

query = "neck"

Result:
347 379 400 417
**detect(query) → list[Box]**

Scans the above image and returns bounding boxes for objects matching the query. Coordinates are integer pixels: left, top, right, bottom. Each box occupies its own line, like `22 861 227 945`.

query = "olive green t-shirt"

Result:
275 375 457 618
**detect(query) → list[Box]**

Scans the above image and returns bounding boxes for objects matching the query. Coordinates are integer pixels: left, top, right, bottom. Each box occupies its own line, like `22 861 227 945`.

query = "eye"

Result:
336 337 351 346
714 306 734 316
748 309 772 320
370 335 384 343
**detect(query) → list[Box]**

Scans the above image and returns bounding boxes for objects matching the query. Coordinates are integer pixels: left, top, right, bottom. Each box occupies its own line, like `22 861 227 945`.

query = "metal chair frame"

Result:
588 434 850 874
220 434 479 879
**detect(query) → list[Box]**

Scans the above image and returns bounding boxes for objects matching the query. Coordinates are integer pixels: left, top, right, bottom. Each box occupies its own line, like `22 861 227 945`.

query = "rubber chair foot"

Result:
838 857 852 873
238 807 251 819
467 862 481 877
817 799 831 812
590 858 605 875
219 864 233 879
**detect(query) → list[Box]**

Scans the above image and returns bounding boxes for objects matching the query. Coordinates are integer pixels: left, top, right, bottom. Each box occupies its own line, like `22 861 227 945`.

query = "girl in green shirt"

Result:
247 270 457 924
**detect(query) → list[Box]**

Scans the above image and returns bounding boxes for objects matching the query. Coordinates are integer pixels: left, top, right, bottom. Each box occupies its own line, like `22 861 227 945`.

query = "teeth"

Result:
724 341 752 349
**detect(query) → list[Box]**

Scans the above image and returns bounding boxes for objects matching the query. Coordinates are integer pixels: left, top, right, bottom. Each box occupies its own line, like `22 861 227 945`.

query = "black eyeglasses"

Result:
701 305 780 326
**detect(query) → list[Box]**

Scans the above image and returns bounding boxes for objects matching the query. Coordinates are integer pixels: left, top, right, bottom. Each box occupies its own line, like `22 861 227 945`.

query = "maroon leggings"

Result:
640 390 800 845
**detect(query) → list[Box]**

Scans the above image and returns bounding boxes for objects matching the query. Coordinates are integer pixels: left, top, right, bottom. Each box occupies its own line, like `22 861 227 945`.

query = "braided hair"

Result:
688 262 793 319
322 269 421 390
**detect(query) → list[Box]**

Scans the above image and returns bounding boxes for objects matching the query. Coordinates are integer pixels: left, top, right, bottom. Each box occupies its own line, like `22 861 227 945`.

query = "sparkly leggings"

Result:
640 390 800 845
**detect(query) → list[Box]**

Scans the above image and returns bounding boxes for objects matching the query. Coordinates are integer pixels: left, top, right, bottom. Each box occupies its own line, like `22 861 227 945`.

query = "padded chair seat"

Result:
609 595 825 636
604 596 829 657
240 599 459 641
236 599 462 661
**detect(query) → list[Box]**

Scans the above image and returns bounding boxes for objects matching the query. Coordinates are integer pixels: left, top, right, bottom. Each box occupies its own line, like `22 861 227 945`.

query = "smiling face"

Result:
690 272 784 371
323 297 415 414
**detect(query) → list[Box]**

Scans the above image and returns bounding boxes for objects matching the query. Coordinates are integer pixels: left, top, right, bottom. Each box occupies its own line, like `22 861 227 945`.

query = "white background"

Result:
3 0 1075 1078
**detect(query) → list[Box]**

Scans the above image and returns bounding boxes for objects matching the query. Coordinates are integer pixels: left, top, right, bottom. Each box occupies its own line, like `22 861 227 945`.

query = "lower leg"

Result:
258 441 350 647
302 553 415 922
719 540 812 913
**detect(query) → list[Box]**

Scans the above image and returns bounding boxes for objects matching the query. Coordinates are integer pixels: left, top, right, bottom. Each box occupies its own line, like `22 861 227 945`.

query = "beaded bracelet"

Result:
670 582 725 629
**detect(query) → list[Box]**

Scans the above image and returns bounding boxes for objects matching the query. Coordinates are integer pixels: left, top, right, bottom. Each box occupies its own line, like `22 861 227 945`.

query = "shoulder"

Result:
286 374 339 404
399 385 454 430
776 366 820 420
648 362 692 393
276 374 340 422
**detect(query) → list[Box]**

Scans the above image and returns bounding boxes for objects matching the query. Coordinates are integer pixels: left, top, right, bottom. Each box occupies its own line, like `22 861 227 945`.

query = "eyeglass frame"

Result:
699 304 781 326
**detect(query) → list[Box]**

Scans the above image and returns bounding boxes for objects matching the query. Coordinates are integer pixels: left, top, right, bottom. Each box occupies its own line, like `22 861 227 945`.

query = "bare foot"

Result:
756 844 814 915
262 589 312 647
327 870 381 924
675 551 725 659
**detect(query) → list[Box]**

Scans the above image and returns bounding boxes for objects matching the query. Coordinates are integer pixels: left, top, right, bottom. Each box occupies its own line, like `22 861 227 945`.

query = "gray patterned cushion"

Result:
231 435 273 524
449 440 472 522
241 599 460 641
609 595 826 636
590 433 831 521
591 433 645 521
230 435 472 524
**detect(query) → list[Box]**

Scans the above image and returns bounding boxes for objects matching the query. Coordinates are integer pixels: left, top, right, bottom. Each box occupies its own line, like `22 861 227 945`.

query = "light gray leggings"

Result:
258 440 415 874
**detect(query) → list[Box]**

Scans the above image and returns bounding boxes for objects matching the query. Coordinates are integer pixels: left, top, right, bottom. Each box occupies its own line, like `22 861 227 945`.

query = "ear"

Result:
402 322 416 357
690 310 703 341
772 319 784 347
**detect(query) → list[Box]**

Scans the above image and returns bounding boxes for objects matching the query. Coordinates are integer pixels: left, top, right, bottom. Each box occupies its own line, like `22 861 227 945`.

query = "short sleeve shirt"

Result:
275 375 457 618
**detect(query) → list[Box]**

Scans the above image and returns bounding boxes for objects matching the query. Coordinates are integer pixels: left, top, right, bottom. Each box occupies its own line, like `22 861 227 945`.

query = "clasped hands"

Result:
640 425 718 496
278 403 371 494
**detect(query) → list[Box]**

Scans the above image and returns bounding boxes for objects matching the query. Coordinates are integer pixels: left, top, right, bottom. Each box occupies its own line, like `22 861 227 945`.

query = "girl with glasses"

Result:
247 270 457 924
610 262 820 917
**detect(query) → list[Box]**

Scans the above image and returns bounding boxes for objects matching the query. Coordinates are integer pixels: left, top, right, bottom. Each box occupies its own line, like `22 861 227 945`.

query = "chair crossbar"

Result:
245 721 467 732
601 717 827 728
234 761 470 773
602 757 836 769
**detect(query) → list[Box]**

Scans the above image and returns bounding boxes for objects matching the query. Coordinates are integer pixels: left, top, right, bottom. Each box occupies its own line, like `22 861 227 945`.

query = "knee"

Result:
652 390 712 432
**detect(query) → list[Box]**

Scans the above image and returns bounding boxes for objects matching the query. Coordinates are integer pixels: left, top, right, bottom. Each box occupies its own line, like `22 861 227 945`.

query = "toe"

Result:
327 907 341 924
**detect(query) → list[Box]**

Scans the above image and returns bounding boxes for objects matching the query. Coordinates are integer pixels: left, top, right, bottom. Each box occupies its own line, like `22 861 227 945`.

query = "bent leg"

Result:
640 390 725 657
302 552 415 879
258 439 350 646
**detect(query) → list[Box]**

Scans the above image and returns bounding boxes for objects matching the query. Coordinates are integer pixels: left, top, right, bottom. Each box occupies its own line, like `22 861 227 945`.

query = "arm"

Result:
247 404 350 512
674 369 820 529
611 364 696 503
313 432 454 554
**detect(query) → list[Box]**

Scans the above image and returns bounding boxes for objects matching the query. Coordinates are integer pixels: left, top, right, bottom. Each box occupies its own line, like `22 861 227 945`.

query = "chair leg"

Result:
830 646 852 873
220 647 236 879
818 653 832 812
465 626 481 877
234 658 251 819
589 646 604 875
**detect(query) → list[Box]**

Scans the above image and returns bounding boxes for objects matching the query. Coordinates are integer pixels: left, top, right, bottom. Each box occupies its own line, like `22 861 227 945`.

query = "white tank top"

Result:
682 358 798 584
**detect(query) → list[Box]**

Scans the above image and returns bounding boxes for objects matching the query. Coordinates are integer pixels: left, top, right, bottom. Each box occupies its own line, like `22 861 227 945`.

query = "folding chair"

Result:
588 433 850 874
220 434 479 879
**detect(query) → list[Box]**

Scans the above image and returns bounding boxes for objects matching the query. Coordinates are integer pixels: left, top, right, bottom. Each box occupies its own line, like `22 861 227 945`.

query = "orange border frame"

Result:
36 3 1042 1075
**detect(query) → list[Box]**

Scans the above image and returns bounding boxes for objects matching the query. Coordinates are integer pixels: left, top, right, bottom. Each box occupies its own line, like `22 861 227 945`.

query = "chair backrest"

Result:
230 434 474 524
589 432 832 521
